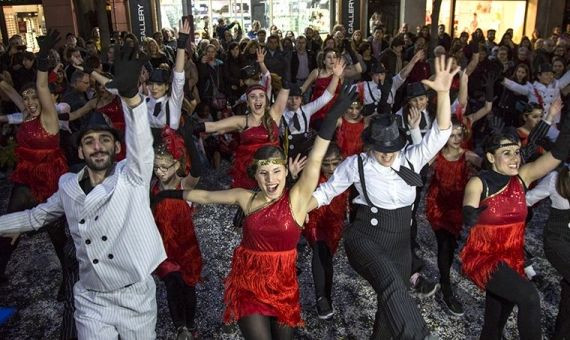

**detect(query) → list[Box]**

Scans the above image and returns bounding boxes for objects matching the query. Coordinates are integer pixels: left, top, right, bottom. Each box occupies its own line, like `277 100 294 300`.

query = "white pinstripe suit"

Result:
0 97 166 339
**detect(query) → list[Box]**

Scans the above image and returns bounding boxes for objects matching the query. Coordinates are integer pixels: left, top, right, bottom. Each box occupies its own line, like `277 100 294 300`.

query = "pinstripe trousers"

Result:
344 204 429 340
73 276 157 340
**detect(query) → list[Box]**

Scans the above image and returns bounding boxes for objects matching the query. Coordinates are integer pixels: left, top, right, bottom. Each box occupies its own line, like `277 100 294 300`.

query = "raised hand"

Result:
288 154 308 180
256 47 266 64
37 29 61 57
488 114 505 134
411 49 425 64
331 58 346 78
106 45 148 98
547 96 563 122
177 17 191 49
318 84 358 140
408 106 421 130
421 55 460 93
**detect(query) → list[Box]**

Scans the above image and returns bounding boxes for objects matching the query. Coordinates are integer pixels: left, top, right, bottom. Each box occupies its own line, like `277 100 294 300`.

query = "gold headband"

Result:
253 158 287 167
22 88 36 96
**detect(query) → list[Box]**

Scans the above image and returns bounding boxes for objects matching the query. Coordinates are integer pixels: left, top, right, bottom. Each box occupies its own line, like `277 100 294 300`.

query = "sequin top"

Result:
478 176 527 226
16 116 59 149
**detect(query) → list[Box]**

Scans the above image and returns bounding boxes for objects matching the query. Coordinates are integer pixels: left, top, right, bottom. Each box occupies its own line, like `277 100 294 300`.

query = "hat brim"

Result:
362 128 407 153
75 126 122 147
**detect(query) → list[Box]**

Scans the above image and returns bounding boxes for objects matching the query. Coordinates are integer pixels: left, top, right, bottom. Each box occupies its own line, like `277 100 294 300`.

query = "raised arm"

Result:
178 119 203 189
174 18 190 73
36 29 61 135
68 98 97 121
290 85 356 225
301 69 318 93
203 114 246 134
0 79 25 112
421 55 460 130
464 51 480 76
399 49 424 80
502 78 530 96
166 18 191 130
457 71 468 107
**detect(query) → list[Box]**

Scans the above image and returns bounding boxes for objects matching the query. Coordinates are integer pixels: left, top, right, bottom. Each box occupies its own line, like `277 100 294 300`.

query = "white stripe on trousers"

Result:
73 276 157 340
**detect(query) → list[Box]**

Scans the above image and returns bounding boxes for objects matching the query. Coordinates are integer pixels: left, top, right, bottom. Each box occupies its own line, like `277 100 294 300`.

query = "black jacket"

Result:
290 50 316 81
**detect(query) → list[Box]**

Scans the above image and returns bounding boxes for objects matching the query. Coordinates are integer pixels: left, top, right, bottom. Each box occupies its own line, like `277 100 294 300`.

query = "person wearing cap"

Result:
310 55 458 339
0 41 166 339
281 59 342 161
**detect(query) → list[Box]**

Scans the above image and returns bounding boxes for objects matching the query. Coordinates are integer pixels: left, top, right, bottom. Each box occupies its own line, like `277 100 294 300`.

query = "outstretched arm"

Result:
0 79 25 112
36 29 61 135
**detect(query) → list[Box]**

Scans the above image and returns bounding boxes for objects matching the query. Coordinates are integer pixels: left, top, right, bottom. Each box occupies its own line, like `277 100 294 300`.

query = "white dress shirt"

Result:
313 122 451 209
526 170 570 210
282 90 333 134
0 98 166 292
146 70 185 130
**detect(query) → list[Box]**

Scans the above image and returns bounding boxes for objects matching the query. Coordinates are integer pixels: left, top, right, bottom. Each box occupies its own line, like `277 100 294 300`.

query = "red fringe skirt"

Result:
11 146 68 202
460 222 526 289
223 246 303 327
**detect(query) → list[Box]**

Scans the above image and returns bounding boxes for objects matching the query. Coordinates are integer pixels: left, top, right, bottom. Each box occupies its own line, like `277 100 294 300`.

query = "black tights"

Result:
434 229 457 295
0 184 67 277
163 271 197 329
238 314 293 340
311 241 333 301
480 263 542 340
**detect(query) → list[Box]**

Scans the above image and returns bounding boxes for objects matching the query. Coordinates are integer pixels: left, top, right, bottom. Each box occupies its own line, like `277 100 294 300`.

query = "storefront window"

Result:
2 5 45 51
425 0 452 30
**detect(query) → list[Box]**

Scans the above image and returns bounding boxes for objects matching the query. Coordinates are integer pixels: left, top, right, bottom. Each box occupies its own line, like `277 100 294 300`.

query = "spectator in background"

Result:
305 26 322 53
368 26 388 61
485 29 497 51
291 35 316 86
380 36 404 76
264 35 291 82
438 24 452 51
257 29 267 45
247 20 261 40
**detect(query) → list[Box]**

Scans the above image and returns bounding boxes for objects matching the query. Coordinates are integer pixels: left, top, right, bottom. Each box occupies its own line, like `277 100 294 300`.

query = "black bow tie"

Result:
153 102 161 117
291 112 301 131
392 165 423 187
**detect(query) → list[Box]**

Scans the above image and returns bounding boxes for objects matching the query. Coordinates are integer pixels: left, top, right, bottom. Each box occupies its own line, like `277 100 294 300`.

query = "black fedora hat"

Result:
407 82 427 99
289 83 302 97
76 112 121 145
148 68 171 83
370 63 386 75
361 114 407 153
537 63 553 74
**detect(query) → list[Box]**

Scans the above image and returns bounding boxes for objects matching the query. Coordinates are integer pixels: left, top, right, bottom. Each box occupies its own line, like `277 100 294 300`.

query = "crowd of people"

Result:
0 13 568 340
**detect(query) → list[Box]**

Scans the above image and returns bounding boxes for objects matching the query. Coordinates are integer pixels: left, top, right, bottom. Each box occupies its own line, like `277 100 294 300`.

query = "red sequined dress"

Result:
460 176 527 289
426 152 471 237
231 121 279 189
223 190 303 327
336 117 365 157
11 117 68 202
98 96 126 161
309 74 339 127
303 176 349 254
151 181 202 286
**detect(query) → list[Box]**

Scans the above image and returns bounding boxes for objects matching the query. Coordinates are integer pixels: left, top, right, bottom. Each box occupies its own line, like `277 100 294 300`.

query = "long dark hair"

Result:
556 166 570 200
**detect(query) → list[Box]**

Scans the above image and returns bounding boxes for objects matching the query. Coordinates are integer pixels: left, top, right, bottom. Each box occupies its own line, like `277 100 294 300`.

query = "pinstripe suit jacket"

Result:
0 98 166 292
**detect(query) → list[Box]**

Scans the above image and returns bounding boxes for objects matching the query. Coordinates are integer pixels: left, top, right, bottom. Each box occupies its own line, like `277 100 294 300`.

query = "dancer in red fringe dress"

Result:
154 85 357 339
302 143 350 319
461 105 570 338
151 124 202 339
335 100 365 157
425 117 481 316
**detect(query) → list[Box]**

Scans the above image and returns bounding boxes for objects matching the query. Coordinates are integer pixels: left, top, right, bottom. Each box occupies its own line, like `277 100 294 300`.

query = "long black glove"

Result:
551 108 570 160
318 84 357 140
482 71 498 103
179 119 203 178
177 30 189 50
105 45 147 98
376 76 393 114
150 189 184 206
462 205 487 228
36 29 61 72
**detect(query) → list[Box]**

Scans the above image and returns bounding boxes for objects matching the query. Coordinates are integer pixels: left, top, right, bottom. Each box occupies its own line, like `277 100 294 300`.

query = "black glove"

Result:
82 64 94 75
281 78 291 90
462 205 487 228
36 29 61 72
177 31 189 49
482 71 498 103
318 84 357 140
105 45 147 98
488 115 505 134
193 121 206 134
376 76 393 114
150 189 185 206
179 120 203 178
551 110 570 160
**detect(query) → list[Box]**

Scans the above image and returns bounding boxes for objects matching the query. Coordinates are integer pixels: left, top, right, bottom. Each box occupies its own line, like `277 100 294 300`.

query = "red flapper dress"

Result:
151 182 202 286
303 175 349 254
426 152 471 236
98 96 126 161
336 117 365 158
223 190 303 327
460 176 527 289
11 117 68 202
231 122 279 189
309 74 339 127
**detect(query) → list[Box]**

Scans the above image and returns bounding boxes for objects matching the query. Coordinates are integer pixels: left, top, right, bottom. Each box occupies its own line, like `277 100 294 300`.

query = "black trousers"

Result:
434 229 457 294
481 263 542 340
344 205 429 340
311 241 333 301
410 168 429 275
543 208 570 339
163 271 197 330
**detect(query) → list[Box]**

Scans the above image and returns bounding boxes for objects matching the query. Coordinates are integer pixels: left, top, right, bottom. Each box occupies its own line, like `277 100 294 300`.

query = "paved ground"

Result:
0 162 563 339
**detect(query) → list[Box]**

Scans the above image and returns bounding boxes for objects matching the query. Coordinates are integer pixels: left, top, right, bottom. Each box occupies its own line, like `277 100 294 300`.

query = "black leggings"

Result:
311 241 333 301
434 229 457 294
0 184 67 277
163 271 197 329
480 263 542 340
237 314 293 340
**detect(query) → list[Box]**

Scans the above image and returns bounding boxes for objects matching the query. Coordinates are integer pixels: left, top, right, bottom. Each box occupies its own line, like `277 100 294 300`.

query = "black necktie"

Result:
392 166 423 187
291 112 301 131
153 102 161 117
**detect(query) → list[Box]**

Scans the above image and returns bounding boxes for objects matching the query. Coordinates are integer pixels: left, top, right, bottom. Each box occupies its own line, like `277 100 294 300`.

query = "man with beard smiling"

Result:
0 42 166 339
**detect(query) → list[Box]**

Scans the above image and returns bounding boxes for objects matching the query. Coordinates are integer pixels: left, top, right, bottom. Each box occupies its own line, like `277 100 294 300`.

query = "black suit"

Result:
290 50 316 82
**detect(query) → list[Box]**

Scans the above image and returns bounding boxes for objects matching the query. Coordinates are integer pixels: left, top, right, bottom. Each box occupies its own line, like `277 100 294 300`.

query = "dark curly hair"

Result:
482 132 521 170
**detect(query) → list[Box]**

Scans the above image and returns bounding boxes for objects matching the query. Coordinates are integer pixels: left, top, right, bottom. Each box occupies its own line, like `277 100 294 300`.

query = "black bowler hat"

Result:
361 114 407 153
240 64 258 80
370 63 386 74
289 83 302 97
407 82 427 99
76 112 121 145
537 63 553 74
148 68 171 83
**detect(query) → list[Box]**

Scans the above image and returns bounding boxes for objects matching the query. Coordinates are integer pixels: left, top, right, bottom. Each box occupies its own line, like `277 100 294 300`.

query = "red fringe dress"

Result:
151 182 202 286
426 152 471 237
231 122 279 189
98 96 126 161
336 117 365 158
460 176 527 289
309 74 339 127
224 190 303 327
303 175 349 254
11 117 68 202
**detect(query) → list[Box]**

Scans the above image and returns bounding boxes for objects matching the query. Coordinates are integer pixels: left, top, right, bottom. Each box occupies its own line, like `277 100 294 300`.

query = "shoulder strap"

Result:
246 191 258 215
165 100 170 127
299 107 308 131
244 114 249 129
366 81 378 103
357 154 375 207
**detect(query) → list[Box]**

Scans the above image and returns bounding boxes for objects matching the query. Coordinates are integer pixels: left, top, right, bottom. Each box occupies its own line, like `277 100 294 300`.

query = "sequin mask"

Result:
253 158 287 167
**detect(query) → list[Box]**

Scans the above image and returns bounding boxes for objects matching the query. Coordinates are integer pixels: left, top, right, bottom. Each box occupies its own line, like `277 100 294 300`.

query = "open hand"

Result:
421 55 460 93
288 154 308 179
37 29 61 57
331 58 346 78
256 47 266 63
408 106 421 130
106 45 148 98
